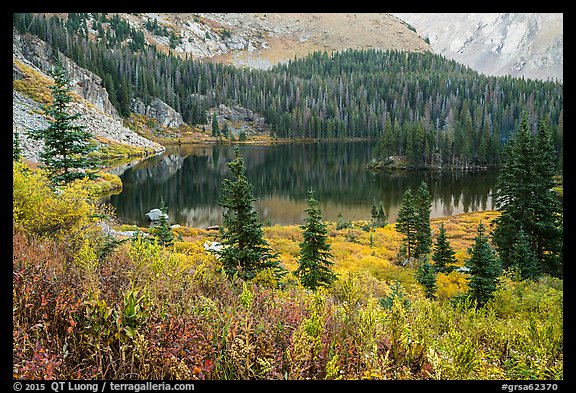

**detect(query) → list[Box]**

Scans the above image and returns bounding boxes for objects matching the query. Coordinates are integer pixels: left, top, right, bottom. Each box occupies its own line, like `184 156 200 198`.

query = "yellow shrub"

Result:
13 59 54 104
13 162 96 240
435 271 469 301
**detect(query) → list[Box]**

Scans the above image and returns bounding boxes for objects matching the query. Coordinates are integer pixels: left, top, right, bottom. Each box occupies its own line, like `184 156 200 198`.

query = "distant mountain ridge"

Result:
393 13 563 82
125 13 432 68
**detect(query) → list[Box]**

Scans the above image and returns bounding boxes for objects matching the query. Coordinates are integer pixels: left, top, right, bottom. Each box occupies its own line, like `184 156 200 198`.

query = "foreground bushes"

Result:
13 162 563 380
13 227 563 379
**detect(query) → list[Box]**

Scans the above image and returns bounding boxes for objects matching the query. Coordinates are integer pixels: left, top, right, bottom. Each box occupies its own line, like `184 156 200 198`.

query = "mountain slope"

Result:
126 13 432 68
13 28 164 163
393 13 563 82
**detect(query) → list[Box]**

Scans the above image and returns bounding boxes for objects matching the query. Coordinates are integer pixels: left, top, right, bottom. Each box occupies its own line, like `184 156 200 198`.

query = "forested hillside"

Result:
14 13 563 167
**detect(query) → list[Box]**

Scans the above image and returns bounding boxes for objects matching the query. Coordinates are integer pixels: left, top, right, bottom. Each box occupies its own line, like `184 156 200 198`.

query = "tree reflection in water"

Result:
106 141 498 228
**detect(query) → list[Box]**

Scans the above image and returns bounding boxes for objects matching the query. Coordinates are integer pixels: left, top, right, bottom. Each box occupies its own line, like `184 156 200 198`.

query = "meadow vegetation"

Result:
12 162 563 380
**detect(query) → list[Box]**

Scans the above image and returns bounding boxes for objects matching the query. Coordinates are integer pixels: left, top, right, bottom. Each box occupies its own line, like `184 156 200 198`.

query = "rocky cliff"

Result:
393 13 563 82
131 98 184 128
13 29 165 163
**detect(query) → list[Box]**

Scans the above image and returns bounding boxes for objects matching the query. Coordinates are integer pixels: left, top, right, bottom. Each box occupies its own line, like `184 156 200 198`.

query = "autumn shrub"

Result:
13 165 562 382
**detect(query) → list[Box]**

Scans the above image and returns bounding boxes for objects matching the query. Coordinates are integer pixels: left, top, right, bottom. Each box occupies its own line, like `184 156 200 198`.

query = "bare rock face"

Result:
393 13 563 82
131 97 184 128
12 29 164 162
13 29 122 120
125 13 431 69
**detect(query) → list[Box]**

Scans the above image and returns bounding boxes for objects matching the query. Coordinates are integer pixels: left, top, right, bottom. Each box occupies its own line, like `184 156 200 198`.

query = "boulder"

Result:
145 208 169 221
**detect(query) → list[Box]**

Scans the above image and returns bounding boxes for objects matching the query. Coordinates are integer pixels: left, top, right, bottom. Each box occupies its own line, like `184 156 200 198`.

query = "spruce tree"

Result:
378 203 387 227
295 189 337 290
13 131 22 161
396 187 419 260
414 181 432 258
27 60 98 184
217 146 284 281
211 113 220 137
512 226 540 280
371 201 387 228
150 197 174 247
492 113 563 277
221 122 230 138
416 255 437 299
432 222 457 273
465 222 502 307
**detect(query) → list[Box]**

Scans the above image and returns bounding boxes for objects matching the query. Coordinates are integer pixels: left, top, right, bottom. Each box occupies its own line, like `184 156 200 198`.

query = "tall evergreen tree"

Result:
27 60 98 184
217 146 284 281
416 255 437 299
211 113 220 137
431 222 457 273
295 189 337 290
414 181 432 257
492 113 563 277
465 222 502 307
512 226 540 280
370 201 387 228
396 187 419 260
13 131 22 161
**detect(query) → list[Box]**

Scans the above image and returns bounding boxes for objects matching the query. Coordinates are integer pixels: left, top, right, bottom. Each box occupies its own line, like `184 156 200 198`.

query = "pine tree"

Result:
371 201 387 228
492 113 563 277
378 203 387 227
150 197 174 247
379 281 410 309
414 181 432 257
396 187 419 260
465 222 502 307
211 113 220 137
416 255 437 299
217 146 284 281
295 189 337 290
432 222 457 273
221 122 230 138
27 60 98 184
371 203 379 224
13 131 22 161
512 226 540 280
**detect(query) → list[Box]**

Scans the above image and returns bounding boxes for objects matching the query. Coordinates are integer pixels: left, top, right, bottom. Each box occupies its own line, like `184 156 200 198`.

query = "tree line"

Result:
14 13 563 169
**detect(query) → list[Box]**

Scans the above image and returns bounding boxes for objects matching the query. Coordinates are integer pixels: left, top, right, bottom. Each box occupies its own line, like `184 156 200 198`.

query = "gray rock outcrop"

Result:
131 97 184 128
13 29 165 162
13 28 122 120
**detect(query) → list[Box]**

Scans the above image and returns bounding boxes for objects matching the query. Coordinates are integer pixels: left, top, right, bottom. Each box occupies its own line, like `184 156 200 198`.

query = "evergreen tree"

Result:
465 222 502 307
211 113 220 137
371 201 388 228
492 113 563 277
371 202 378 224
27 60 98 184
432 222 457 273
396 187 419 260
217 146 284 281
379 281 410 309
295 189 337 290
378 203 387 226
416 255 437 299
13 131 22 161
414 181 432 257
150 197 174 247
221 122 230 138
512 226 540 280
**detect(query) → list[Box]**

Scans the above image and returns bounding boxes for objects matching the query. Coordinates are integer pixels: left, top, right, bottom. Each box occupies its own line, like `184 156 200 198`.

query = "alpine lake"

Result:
104 140 499 229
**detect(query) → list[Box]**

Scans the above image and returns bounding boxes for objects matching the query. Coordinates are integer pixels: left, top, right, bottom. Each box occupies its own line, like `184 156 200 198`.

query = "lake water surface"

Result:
105 141 499 228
